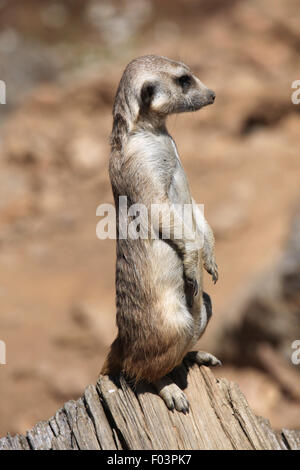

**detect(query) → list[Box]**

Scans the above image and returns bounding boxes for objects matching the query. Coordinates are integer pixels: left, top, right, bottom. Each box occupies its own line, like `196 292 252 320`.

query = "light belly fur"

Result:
148 239 195 335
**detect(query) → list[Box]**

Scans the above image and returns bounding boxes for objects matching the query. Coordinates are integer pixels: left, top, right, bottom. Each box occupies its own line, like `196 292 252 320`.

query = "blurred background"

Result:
0 0 300 435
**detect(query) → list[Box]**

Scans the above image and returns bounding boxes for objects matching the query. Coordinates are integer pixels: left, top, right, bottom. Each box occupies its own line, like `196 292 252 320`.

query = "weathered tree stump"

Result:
0 363 299 450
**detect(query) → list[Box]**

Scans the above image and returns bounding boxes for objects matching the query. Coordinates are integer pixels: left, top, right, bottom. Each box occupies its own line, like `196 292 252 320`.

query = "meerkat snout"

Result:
207 89 216 103
189 86 215 111
145 70 216 115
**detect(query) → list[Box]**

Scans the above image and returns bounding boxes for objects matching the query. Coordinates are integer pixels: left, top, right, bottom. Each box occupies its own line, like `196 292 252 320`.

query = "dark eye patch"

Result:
176 74 193 91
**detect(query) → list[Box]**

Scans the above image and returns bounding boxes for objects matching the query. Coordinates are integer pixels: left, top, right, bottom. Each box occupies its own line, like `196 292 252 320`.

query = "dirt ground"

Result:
0 0 300 435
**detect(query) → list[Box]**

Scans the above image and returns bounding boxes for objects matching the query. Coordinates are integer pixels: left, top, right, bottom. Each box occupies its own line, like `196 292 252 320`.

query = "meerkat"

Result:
101 55 221 413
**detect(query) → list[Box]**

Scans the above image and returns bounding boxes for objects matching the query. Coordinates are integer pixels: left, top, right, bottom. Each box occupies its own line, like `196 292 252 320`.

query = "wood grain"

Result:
0 364 299 450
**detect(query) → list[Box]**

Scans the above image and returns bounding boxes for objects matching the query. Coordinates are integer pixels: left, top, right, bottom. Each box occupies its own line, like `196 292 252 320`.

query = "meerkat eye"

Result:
176 74 192 91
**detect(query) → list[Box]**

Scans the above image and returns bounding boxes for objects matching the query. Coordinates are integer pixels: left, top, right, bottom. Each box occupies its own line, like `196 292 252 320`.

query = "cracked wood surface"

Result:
0 364 299 450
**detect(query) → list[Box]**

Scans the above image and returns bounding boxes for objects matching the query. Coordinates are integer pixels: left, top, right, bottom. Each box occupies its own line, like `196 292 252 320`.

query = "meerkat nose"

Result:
208 90 216 102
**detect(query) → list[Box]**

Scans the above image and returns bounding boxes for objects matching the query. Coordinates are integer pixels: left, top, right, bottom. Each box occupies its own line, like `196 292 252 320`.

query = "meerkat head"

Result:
113 55 215 126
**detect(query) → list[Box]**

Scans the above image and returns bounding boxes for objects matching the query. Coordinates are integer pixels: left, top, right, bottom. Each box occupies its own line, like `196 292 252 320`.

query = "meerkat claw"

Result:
212 270 218 284
208 263 218 284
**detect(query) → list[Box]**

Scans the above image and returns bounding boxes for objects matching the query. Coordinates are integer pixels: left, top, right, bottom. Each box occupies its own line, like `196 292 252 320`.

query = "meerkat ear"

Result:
140 81 156 108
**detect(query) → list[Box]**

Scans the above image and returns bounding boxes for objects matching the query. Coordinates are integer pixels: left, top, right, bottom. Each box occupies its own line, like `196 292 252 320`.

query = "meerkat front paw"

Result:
204 259 218 284
154 377 189 414
186 350 222 367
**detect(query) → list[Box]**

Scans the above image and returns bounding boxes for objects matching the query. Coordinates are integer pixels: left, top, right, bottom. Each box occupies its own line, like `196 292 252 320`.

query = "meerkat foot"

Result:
154 376 189 414
186 350 222 367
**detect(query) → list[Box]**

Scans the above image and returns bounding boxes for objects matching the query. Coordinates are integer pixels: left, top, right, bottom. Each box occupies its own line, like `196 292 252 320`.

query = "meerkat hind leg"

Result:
154 376 189 413
186 350 222 367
